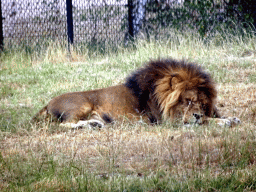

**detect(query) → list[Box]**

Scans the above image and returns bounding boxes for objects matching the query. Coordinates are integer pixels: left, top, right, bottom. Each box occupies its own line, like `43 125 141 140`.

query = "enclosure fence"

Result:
0 0 255 49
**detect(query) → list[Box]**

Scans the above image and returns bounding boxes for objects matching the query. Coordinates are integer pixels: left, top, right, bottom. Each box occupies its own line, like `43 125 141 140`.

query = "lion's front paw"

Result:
217 117 241 127
87 119 105 129
60 120 105 129
74 120 104 129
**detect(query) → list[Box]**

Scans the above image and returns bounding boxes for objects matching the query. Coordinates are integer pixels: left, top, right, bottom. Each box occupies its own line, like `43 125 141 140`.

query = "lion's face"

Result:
155 71 215 125
174 89 209 124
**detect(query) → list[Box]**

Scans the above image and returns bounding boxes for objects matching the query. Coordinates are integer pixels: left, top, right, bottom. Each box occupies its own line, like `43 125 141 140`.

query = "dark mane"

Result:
124 58 217 117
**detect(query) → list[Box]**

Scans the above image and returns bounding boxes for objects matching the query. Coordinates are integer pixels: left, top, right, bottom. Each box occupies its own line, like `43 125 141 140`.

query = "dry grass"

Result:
1 83 255 164
218 83 256 122
0 33 256 191
1 83 256 190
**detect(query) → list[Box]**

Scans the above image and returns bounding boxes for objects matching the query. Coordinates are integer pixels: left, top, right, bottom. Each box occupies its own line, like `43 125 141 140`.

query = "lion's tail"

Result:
31 105 48 122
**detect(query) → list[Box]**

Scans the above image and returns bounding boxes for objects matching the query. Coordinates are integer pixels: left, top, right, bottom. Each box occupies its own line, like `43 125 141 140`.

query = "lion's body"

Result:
33 85 144 123
33 59 240 128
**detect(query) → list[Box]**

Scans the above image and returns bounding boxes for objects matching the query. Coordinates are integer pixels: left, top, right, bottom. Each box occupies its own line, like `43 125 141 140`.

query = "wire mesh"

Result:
2 0 67 46
0 0 254 49
1 0 128 47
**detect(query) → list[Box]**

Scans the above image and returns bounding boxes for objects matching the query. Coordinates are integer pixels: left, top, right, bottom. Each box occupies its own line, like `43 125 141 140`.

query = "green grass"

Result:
0 30 256 191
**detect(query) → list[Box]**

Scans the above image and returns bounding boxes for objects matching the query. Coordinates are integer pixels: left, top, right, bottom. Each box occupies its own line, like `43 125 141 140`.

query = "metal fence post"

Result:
127 0 147 40
66 0 73 45
0 0 4 50
128 0 134 38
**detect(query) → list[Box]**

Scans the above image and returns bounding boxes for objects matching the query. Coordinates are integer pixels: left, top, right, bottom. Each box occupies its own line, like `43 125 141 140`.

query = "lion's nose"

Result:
193 113 203 120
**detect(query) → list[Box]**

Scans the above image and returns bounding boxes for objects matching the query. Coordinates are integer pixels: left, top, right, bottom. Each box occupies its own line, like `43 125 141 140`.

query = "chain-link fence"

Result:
2 0 67 45
0 0 255 49
1 0 128 48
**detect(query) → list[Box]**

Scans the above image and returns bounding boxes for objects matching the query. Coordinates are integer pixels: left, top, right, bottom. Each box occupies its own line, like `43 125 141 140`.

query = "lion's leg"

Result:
60 111 106 129
207 106 241 127
60 120 104 129
198 116 241 127
62 119 105 129
59 104 94 128
213 117 241 127
184 110 241 127
85 111 106 128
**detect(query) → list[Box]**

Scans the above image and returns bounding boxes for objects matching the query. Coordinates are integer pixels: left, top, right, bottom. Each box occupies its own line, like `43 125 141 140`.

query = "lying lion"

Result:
32 59 240 128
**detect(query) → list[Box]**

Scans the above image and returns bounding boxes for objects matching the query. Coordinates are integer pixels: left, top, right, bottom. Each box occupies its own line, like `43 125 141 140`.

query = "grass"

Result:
0 30 256 191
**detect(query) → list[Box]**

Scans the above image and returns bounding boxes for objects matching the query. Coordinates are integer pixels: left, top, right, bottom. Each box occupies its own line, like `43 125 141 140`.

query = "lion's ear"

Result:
170 73 181 88
198 78 206 84
196 78 206 86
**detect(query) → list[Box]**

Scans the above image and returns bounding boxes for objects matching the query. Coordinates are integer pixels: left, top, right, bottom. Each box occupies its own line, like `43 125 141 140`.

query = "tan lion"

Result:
32 59 240 128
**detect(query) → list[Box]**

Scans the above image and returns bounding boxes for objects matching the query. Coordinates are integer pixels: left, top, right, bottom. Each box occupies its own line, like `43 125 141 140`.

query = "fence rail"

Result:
0 0 255 49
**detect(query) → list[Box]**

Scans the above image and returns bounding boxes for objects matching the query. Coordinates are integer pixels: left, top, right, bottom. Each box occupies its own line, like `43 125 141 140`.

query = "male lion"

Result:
32 59 240 128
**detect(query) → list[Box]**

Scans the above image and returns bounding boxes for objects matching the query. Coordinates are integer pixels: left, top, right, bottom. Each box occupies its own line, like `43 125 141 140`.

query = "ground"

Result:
0 35 256 190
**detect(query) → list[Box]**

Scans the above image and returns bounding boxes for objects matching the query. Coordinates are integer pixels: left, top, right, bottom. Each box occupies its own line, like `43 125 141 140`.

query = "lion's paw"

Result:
87 120 105 129
60 120 105 129
217 117 241 127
